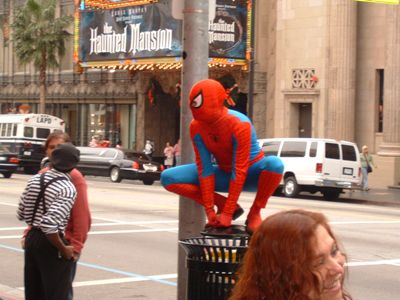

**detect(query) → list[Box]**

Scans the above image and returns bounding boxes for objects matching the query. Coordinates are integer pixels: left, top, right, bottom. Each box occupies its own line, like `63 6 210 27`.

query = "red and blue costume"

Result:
161 79 284 232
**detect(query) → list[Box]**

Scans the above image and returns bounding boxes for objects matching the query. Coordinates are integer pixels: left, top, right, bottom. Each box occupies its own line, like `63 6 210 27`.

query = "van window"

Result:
342 144 357 161
261 141 280 156
309 142 317 157
325 143 340 159
24 127 34 138
37 128 50 139
281 141 307 157
13 125 17 136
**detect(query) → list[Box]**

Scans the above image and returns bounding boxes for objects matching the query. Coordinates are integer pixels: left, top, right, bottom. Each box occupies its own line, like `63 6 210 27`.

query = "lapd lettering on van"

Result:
36 115 52 124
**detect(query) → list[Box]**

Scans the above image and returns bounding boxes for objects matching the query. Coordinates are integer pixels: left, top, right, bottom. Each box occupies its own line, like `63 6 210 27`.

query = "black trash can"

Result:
179 234 249 300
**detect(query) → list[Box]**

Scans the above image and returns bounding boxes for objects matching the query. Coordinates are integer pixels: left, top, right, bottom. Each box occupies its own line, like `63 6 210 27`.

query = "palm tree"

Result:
11 0 72 113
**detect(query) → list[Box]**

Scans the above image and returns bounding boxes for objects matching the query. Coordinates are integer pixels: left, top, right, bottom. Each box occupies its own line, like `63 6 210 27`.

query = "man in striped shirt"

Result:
17 143 80 300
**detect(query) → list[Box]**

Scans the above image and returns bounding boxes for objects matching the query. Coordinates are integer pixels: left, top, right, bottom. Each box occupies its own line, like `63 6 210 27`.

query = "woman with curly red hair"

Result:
230 209 352 300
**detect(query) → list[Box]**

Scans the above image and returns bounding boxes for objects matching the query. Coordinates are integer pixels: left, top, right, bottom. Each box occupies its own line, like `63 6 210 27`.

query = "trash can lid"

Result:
201 224 249 238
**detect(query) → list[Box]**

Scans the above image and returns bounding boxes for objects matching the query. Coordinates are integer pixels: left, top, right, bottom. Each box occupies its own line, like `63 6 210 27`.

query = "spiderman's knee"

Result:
265 156 284 174
160 168 176 187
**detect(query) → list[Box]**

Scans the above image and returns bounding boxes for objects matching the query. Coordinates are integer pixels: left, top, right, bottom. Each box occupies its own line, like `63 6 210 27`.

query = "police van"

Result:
258 138 362 200
0 114 65 174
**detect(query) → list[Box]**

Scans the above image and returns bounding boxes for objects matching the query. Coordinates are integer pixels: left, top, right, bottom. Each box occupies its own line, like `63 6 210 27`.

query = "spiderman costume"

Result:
161 79 284 233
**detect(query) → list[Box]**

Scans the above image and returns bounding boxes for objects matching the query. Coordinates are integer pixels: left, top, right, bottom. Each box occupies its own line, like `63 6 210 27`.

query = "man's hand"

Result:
205 208 218 227
72 252 80 261
61 245 74 260
216 213 232 228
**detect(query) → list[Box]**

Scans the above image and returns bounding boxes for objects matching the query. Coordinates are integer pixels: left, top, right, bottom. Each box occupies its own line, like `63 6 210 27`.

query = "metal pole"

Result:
178 0 209 299
248 0 255 120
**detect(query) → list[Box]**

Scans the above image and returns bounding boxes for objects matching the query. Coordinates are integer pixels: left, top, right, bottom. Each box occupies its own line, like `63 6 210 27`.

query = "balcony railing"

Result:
13 74 30 86
0 75 10 86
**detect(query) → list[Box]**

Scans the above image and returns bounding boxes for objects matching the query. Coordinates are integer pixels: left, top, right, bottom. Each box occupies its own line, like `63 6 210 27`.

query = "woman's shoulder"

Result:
70 168 86 181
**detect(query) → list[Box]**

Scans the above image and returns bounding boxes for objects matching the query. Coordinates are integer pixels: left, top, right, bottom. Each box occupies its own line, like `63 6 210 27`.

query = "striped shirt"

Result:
17 169 77 234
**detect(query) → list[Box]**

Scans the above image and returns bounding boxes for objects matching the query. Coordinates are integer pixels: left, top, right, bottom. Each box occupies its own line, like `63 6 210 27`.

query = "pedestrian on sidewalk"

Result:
163 142 174 169
360 145 377 191
230 209 352 300
21 131 91 300
17 143 80 300
143 140 154 158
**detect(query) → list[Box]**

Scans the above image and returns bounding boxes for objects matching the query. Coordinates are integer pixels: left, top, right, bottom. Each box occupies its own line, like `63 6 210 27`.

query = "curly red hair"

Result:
229 209 352 300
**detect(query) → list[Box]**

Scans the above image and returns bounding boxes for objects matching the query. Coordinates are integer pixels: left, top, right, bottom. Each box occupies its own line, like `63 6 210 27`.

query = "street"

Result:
0 174 399 300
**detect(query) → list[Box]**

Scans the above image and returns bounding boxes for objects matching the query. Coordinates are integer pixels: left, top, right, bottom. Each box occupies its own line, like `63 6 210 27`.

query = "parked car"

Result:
41 147 164 185
258 138 362 200
43 147 163 185
0 144 20 178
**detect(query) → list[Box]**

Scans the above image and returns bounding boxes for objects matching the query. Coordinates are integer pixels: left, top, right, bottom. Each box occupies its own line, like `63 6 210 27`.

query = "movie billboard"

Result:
209 0 248 59
79 1 182 61
78 0 249 63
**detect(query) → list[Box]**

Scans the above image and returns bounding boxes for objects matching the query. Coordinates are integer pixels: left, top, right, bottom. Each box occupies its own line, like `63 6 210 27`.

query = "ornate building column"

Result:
135 76 147 153
379 6 400 157
326 0 357 141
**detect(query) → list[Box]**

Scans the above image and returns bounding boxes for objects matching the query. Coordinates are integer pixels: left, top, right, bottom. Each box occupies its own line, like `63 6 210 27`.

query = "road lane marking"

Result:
0 221 179 232
72 274 177 287
347 259 400 267
0 228 179 239
88 228 178 235
1 219 399 236
0 227 27 231
75 261 177 287
0 243 23 252
1 242 399 290
0 235 22 239
92 220 178 226
331 220 400 225
0 243 176 287
0 201 18 207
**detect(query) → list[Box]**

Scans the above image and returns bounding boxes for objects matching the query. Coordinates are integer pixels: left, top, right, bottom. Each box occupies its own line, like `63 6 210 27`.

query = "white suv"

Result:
258 138 362 200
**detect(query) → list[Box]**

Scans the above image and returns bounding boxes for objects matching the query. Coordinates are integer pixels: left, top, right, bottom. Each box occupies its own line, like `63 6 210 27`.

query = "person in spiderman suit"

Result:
161 79 284 232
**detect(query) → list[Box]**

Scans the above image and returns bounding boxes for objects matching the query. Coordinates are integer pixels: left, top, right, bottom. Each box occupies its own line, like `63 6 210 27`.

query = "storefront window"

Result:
87 103 136 148
88 104 107 144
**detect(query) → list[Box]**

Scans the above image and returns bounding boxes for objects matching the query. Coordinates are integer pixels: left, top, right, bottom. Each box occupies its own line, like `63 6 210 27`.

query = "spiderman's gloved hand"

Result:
216 213 233 228
205 208 218 227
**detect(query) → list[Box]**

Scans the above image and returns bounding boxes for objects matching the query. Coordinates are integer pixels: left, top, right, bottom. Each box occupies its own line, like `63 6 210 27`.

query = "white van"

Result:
0 114 65 173
258 138 361 200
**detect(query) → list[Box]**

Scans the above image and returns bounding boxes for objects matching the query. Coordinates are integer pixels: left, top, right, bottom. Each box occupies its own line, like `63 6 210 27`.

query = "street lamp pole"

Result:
177 0 209 299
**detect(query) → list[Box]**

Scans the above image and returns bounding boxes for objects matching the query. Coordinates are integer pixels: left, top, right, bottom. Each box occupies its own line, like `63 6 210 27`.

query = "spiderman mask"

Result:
189 79 228 123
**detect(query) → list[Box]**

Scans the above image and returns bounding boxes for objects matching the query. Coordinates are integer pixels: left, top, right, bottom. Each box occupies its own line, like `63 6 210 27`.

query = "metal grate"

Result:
292 68 317 89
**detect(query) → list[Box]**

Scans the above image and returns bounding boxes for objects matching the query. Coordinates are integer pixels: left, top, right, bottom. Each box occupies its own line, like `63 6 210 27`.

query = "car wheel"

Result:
322 190 341 201
283 176 299 198
142 179 154 185
2 172 12 178
110 167 122 183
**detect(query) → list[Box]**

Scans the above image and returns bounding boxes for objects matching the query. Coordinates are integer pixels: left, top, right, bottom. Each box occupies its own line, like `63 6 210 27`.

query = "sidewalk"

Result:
341 186 400 207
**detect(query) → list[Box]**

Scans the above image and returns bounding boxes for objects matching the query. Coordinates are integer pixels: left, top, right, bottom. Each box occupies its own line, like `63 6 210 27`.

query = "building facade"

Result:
251 0 400 187
1 0 399 186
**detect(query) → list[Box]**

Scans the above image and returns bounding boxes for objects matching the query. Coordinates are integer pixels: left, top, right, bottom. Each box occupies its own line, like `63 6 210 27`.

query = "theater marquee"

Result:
75 0 252 70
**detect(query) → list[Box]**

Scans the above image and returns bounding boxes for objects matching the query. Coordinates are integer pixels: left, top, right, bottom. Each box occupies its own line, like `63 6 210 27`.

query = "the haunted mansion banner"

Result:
79 0 249 62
